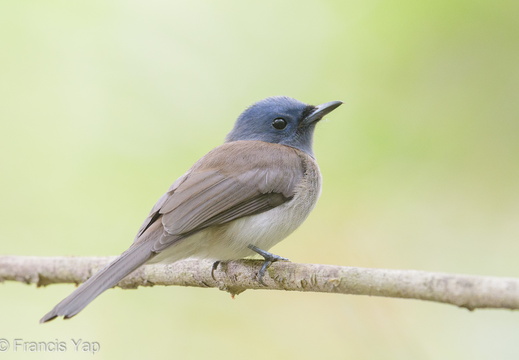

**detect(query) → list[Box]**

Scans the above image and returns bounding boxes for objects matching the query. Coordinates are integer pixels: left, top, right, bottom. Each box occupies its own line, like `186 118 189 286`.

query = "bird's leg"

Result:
247 244 289 284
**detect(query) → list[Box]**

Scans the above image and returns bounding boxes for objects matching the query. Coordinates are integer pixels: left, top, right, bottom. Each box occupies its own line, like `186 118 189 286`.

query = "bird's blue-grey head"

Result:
225 96 342 157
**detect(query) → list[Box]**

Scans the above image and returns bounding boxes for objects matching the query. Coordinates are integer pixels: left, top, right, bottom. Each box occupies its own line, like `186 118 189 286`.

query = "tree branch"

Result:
0 255 518 311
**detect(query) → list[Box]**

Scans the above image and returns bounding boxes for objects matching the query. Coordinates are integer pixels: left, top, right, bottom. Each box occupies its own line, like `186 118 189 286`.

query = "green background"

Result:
1 0 518 359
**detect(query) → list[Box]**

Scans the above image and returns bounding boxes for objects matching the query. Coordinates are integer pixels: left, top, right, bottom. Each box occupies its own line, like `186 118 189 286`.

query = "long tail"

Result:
40 241 155 323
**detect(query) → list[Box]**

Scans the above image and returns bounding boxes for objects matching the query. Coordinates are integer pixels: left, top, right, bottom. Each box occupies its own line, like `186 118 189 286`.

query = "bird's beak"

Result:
302 100 343 126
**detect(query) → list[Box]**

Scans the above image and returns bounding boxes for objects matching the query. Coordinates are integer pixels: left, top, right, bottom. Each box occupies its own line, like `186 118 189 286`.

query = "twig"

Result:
0 255 518 311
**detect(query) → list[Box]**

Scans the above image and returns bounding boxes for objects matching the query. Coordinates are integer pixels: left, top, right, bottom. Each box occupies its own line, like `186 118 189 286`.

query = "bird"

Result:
40 96 342 322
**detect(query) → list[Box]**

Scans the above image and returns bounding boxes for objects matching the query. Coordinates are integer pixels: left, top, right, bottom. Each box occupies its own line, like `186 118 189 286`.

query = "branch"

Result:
1 255 518 311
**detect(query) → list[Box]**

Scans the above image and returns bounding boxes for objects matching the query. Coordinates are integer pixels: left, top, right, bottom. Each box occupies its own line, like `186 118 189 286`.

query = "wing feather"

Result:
134 141 305 253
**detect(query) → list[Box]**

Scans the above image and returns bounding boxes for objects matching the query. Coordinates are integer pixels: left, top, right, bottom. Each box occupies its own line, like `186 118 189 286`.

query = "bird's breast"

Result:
198 154 322 260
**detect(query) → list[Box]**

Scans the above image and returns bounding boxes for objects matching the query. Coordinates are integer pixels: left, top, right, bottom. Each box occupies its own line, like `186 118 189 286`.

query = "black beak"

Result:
303 100 343 125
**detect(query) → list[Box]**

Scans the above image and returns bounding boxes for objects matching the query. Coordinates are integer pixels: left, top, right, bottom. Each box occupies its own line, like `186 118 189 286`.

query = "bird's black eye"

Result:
272 118 287 130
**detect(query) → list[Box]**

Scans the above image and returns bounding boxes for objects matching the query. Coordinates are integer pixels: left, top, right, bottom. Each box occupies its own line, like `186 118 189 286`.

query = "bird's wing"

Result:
134 140 305 252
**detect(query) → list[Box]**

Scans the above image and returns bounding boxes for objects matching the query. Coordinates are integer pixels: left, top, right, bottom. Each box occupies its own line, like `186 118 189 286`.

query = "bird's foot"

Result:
211 260 221 281
247 244 289 285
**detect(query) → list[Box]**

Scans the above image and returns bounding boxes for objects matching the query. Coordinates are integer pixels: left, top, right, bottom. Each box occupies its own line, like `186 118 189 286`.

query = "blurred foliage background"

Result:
1 0 518 359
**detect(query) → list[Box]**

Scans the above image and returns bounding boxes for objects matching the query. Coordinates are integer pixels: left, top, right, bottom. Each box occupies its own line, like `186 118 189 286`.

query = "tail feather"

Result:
40 241 155 323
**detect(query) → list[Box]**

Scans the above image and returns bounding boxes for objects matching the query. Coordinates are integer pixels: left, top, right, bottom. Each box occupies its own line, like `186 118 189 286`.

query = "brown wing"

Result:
133 141 305 253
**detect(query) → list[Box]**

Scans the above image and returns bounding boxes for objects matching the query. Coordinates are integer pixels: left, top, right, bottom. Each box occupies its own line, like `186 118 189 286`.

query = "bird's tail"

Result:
40 240 155 323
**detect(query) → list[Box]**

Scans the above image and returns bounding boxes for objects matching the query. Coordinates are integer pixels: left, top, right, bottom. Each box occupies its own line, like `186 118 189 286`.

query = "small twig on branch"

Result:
0 255 518 311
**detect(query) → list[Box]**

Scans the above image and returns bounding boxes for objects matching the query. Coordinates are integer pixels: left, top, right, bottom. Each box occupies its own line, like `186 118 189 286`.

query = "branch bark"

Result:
0 255 518 311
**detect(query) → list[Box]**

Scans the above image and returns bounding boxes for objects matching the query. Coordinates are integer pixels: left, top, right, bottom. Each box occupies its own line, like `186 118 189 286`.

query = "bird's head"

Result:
225 96 342 157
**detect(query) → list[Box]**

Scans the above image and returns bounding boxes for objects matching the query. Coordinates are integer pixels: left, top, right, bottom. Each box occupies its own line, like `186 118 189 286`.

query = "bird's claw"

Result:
248 244 289 284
